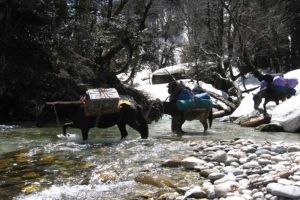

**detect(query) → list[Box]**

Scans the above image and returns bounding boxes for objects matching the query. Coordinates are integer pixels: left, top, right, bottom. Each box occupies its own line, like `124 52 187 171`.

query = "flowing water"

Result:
0 116 300 200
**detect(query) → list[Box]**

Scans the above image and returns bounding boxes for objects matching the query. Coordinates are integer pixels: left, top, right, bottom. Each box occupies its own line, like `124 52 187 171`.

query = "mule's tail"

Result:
136 105 149 139
208 109 213 128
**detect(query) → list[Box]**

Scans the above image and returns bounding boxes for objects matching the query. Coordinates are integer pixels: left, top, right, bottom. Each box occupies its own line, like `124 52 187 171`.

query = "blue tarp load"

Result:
176 92 213 111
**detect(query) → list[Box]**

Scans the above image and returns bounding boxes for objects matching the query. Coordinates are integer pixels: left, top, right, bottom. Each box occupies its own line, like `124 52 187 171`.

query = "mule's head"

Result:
36 103 56 127
253 93 262 110
143 99 164 123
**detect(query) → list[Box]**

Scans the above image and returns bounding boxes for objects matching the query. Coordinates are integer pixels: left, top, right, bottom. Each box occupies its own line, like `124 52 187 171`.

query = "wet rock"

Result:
208 172 225 180
161 159 182 168
21 172 40 179
97 172 118 183
181 157 206 170
256 123 283 132
200 168 220 178
22 183 40 193
134 173 183 193
183 186 206 199
157 192 179 200
267 183 300 199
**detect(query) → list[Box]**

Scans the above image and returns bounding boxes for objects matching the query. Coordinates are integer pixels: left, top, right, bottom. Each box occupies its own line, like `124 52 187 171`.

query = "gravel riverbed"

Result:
135 138 300 200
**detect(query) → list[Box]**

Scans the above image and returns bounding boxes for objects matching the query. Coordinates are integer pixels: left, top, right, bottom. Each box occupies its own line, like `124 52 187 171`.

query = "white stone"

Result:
227 150 247 159
224 166 244 176
242 161 260 169
214 181 240 198
252 191 264 199
211 150 228 163
181 157 206 169
214 173 237 184
267 183 300 199
183 186 206 199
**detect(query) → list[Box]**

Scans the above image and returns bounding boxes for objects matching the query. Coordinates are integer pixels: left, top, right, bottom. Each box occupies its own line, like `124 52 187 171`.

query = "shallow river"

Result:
0 116 300 200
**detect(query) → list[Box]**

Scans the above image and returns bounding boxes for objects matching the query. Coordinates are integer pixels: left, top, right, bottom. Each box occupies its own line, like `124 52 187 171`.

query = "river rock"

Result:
252 191 264 199
267 182 300 199
161 158 182 168
255 149 271 156
258 158 273 165
208 172 225 180
288 145 300 152
224 166 244 176
183 186 206 199
214 181 240 197
225 156 240 165
214 173 236 185
242 161 260 169
256 123 283 132
271 144 287 154
227 150 247 159
211 150 228 163
241 145 257 153
181 157 206 170
157 192 179 200
200 168 220 178
270 155 288 162
291 175 300 182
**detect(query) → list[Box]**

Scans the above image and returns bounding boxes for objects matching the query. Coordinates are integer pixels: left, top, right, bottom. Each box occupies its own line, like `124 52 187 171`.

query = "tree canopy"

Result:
0 0 299 121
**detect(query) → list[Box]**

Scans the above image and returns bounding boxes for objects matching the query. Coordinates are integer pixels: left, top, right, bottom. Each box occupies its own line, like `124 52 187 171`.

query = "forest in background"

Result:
0 0 299 122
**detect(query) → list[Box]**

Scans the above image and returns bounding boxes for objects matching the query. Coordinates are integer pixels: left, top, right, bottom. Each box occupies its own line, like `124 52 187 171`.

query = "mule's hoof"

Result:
174 130 185 135
57 133 70 138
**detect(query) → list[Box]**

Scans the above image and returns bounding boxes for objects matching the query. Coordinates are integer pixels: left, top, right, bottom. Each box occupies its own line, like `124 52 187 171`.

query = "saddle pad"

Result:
118 100 132 107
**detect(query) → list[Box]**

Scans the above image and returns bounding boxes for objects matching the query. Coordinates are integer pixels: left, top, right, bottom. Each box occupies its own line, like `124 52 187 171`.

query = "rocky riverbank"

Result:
134 138 300 200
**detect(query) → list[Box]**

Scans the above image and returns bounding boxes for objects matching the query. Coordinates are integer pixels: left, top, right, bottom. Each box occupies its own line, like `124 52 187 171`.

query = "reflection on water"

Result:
0 117 300 199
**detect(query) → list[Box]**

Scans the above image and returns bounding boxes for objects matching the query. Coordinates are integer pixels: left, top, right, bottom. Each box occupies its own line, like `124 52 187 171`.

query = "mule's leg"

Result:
178 118 186 134
200 119 208 132
63 122 75 136
126 121 149 139
81 128 89 141
171 115 185 134
117 123 128 139
199 111 208 132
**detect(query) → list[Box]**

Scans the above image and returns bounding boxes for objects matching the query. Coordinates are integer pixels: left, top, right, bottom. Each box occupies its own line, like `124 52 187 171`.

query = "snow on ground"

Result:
271 95 300 132
232 69 300 132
